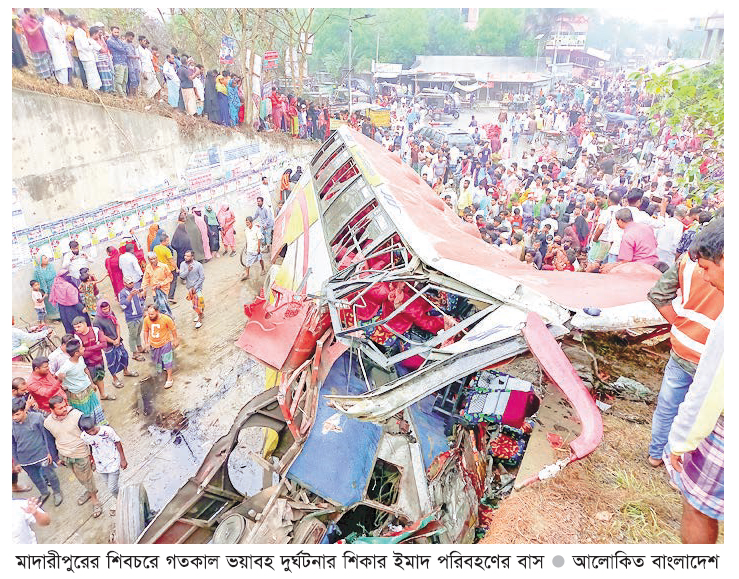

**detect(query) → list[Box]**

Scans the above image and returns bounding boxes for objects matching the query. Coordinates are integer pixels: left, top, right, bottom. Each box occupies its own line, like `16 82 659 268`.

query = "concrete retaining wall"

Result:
11 88 318 320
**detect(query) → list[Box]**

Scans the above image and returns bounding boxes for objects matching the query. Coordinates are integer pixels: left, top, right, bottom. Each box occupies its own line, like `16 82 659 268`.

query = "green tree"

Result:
630 61 724 198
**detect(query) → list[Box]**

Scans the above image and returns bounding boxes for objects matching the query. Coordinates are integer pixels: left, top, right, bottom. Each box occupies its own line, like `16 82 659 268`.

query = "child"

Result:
30 280 47 324
77 269 100 317
78 415 127 516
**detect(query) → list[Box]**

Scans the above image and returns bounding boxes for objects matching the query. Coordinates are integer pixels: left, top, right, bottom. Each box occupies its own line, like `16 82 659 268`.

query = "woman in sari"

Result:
184 212 205 261
33 254 60 320
49 270 89 334
287 95 299 137
104 246 125 299
94 300 138 389
147 224 162 252
203 204 221 256
217 204 236 256
192 208 212 261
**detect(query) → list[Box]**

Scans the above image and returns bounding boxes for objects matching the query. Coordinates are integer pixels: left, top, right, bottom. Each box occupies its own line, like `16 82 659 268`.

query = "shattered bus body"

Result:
129 127 666 544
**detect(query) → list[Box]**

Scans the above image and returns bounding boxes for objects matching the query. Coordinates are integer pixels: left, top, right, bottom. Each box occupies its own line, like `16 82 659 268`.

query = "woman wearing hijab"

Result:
49 270 89 334
104 246 125 299
147 224 162 252
184 212 206 261
33 254 60 320
93 300 138 389
574 214 590 248
204 69 219 123
192 208 212 261
171 213 193 267
217 204 236 256
228 76 242 127
203 204 221 256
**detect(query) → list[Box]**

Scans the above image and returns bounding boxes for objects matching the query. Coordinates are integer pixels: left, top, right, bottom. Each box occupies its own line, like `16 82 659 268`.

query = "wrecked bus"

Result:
122 126 666 544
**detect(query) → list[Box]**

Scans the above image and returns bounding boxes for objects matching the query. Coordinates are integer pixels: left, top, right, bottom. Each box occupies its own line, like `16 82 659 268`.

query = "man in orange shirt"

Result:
142 304 178 389
141 252 174 316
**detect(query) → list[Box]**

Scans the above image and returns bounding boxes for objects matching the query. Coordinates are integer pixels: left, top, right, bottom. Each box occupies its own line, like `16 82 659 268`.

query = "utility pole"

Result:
551 16 563 89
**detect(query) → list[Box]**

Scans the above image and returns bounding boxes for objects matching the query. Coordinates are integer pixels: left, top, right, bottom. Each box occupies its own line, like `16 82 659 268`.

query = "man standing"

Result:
118 276 146 361
42 9 71 85
106 26 129 97
665 218 724 543
141 252 174 316
44 397 103 518
142 304 178 389
74 19 102 91
645 218 724 468
179 250 205 329
240 217 265 281
20 8 52 80
588 191 621 264
124 31 140 97
457 178 475 217
12 398 63 507
162 53 180 108
118 243 143 288
254 197 274 249
178 57 197 115
61 240 89 281
137 36 161 99
72 316 113 401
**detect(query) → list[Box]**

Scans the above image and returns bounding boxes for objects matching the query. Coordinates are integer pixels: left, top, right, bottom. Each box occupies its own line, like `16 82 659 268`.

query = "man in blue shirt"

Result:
12 398 62 506
254 196 274 248
106 26 128 97
179 250 206 329
118 276 145 361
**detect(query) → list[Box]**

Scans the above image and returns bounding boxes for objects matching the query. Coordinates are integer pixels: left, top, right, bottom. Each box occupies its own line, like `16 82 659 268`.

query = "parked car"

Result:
412 125 474 151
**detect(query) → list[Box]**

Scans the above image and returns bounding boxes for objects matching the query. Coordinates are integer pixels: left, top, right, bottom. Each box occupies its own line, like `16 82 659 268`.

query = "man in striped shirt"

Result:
646 216 723 468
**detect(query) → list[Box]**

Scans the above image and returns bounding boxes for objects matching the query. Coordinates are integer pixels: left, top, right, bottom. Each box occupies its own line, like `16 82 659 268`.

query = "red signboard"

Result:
264 60 278 70
264 50 279 60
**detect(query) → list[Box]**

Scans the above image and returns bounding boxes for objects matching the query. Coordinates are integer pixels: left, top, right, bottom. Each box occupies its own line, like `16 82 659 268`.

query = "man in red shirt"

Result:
25 357 67 414
72 316 113 401
20 8 52 79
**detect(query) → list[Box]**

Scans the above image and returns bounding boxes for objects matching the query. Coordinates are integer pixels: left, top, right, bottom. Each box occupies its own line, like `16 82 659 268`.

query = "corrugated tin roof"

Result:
406 55 541 76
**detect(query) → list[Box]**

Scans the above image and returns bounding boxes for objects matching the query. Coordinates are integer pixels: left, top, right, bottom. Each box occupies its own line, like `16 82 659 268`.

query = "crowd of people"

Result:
12 184 281 541
347 73 725 543
12 8 334 137
11 32 724 543
362 75 722 280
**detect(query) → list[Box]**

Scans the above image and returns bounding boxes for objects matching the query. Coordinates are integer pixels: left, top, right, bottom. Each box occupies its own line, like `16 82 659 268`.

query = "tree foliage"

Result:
630 61 724 197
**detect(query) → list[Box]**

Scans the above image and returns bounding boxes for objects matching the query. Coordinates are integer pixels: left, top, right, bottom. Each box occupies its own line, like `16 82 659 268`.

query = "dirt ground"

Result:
16 230 721 544
15 221 272 544
481 335 724 544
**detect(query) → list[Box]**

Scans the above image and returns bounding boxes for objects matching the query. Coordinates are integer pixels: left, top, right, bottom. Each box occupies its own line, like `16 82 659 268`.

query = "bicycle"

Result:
16 316 59 361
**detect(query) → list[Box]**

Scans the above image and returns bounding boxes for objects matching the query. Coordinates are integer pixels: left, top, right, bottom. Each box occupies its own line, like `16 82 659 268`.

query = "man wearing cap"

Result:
118 276 146 361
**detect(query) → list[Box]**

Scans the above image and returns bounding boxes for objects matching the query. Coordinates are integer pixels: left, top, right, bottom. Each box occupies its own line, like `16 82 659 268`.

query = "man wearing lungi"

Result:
142 304 178 390
178 250 205 329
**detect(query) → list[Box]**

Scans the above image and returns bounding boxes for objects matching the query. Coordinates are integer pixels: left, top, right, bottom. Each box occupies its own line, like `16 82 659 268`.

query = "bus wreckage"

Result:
127 126 666 544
